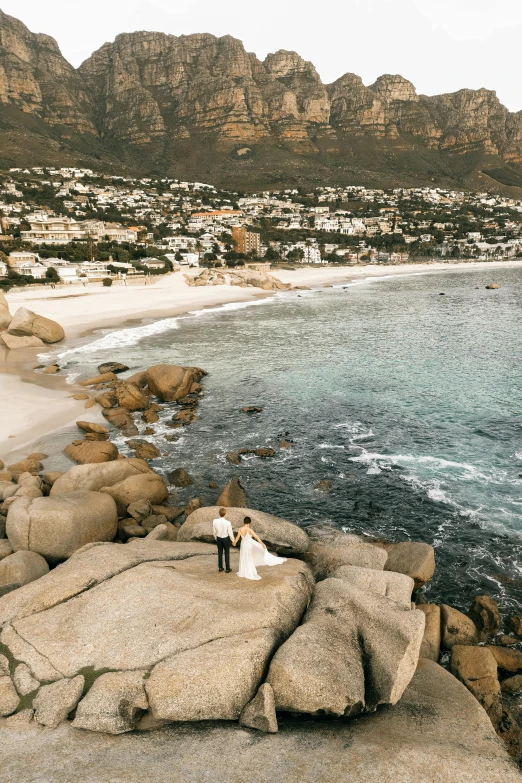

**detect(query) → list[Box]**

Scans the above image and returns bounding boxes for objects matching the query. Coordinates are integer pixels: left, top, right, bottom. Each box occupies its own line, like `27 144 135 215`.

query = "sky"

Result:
3 0 522 111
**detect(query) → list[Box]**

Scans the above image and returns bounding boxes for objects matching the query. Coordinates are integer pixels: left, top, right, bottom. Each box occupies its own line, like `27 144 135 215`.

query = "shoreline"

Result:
1 258 521 462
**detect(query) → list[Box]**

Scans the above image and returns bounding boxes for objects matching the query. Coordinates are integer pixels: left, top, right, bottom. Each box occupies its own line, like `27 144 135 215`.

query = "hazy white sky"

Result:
3 0 521 110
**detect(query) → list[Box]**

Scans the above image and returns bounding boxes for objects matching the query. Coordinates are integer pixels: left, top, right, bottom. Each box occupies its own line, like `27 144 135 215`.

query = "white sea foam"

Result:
350 450 490 480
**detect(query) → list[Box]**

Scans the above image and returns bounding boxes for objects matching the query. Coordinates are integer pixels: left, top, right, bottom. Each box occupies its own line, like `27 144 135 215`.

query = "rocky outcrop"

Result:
146 365 206 403
64 440 119 464
0 551 49 590
1 659 520 782
50 458 152 495
6 491 118 561
267 578 425 716
99 473 168 516
7 307 65 344
0 541 313 731
302 530 387 580
178 505 310 556
216 477 247 508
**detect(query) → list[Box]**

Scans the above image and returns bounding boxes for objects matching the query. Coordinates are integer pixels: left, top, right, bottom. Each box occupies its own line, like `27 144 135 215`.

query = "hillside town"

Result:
1 166 521 286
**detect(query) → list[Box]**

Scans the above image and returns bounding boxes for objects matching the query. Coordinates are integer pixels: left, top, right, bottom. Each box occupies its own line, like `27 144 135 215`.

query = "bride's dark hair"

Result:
244 517 252 525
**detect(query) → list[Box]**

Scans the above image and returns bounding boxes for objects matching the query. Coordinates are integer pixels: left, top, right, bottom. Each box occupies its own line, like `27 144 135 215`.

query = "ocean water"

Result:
42 267 522 613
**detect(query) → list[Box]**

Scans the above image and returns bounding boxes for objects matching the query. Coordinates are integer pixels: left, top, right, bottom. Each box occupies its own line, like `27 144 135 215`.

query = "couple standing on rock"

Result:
212 508 287 580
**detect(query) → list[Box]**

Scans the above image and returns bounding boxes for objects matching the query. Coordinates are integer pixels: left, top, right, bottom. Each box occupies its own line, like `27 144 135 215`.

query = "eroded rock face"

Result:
0 542 313 732
6 492 118 562
267 578 425 716
2 8 522 187
178 505 310 555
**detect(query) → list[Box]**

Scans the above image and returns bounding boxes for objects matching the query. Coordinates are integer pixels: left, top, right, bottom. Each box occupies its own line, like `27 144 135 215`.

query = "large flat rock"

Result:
0 541 313 728
0 661 519 783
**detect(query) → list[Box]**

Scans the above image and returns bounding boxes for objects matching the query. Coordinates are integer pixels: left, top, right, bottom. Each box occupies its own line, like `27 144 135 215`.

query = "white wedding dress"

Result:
237 533 287 580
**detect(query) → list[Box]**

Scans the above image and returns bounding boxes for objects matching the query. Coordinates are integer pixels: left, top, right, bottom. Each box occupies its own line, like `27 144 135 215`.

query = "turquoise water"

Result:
45 267 522 612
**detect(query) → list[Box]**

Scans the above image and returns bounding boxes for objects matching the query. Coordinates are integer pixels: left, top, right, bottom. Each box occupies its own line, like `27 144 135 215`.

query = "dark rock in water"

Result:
469 595 502 641
254 447 276 458
241 406 264 414
126 440 161 460
168 468 194 487
439 293 445 296
216 477 247 507
441 605 479 649
227 452 242 465
486 283 501 289
509 615 522 637
209 481 218 489
98 362 129 375
314 480 332 492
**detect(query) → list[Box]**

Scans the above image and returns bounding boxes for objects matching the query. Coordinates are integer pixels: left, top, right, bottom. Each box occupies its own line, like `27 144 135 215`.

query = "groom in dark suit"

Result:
212 508 235 573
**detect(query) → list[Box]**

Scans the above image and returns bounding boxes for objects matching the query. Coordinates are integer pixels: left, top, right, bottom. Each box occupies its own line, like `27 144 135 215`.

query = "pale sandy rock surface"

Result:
72 671 147 734
331 564 414 608
6 491 118 562
0 542 313 726
417 604 442 662
33 676 85 729
0 551 49 588
302 534 388 579
0 661 520 783
267 579 424 716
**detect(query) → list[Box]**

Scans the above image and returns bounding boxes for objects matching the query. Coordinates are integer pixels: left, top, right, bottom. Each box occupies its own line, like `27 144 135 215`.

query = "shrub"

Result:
102 277 113 287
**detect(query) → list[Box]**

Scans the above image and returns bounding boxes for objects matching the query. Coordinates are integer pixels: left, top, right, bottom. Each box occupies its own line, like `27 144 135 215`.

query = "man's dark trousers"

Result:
217 536 231 571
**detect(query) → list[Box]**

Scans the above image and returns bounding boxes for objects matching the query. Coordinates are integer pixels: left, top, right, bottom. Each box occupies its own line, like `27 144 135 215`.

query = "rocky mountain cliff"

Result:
2 8 522 192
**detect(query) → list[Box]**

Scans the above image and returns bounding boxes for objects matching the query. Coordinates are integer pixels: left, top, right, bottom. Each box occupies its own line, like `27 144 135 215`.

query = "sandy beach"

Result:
1 259 521 462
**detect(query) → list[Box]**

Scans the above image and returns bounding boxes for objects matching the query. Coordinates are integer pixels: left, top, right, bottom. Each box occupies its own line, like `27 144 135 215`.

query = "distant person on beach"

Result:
233 517 287 581
212 508 234 573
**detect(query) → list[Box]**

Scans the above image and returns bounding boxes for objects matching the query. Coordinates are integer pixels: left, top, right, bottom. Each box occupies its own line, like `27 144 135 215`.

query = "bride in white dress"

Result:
233 517 287 580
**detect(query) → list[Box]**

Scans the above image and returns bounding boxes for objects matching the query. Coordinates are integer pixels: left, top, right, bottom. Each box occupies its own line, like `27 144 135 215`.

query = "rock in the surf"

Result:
216 477 247 508
146 364 207 402
441 605 479 649
64 440 119 464
451 645 502 726
469 595 502 641
7 307 65 343
126 440 161 460
382 541 436 589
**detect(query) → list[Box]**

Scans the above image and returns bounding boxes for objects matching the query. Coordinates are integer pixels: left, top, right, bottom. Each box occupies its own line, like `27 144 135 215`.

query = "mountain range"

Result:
1 8 522 193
